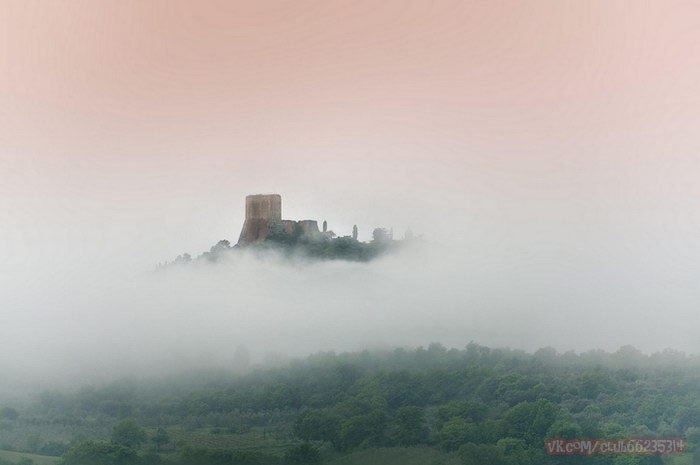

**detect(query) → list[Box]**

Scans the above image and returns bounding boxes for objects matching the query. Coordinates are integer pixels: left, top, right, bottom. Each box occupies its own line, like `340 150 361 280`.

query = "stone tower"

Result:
237 194 282 245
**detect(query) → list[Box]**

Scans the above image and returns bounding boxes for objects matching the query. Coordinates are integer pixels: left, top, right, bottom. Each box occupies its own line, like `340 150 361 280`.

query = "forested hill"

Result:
3 344 700 465
160 233 412 268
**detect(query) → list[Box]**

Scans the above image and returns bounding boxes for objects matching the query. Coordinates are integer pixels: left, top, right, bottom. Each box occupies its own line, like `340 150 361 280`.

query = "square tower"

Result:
238 194 282 245
245 194 281 221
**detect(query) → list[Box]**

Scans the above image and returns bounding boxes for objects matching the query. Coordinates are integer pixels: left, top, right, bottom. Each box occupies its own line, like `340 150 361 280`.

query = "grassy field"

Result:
158 425 297 456
1 444 694 464
0 449 59 465
324 447 696 465
325 447 460 465
668 453 694 465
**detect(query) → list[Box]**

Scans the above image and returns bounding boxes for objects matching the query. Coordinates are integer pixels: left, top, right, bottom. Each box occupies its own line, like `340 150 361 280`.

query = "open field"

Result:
326 447 460 465
0 449 59 465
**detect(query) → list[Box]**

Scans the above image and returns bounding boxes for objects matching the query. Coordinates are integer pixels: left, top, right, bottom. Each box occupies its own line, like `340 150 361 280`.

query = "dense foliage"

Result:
2 344 700 464
163 229 408 267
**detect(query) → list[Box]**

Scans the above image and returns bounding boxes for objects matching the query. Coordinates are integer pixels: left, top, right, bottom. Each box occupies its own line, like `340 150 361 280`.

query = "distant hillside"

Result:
4 343 699 465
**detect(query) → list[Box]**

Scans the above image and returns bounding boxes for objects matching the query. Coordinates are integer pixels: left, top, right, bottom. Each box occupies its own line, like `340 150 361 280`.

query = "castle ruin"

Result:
237 194 326 245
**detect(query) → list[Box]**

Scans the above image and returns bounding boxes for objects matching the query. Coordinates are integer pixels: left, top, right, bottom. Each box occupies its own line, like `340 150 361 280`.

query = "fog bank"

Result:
1 232 699 395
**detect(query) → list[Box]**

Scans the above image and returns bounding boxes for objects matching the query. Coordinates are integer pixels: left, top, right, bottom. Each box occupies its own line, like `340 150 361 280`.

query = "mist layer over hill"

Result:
1 231 699 398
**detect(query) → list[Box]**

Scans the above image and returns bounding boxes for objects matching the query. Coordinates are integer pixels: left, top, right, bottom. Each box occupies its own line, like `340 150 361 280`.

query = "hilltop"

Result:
161 194 417 267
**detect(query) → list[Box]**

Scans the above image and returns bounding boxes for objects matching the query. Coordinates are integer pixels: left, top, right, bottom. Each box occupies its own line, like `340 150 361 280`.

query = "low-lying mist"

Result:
2 232 699 398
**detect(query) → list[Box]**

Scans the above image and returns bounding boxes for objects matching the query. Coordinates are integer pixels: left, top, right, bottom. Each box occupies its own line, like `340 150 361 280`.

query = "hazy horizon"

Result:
2 1 700 390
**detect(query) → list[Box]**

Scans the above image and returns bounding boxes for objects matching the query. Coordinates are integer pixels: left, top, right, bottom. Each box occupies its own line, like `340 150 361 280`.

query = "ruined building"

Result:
237 194 282 244
237 194 331 245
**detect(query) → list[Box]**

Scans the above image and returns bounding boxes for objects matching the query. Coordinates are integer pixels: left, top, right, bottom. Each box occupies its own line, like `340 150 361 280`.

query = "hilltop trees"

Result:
160 221 416 268
111 420 147 448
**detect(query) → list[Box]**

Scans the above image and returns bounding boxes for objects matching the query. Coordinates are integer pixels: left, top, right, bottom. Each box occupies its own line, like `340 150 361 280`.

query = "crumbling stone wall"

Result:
237 195 326 245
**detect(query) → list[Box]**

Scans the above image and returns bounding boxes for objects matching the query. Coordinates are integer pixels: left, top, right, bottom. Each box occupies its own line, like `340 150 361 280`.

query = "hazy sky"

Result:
1 1 700 385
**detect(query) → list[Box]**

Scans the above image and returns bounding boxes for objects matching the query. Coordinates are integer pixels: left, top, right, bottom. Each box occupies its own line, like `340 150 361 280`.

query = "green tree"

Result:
151 428 170 451
439 417 478 451
339 411 388 450
546 420 583 440
284 443 322 465
111 420 147 448
496 438 543 465
59 441 138 465
458 443 507 465
295 409 342 446
503 400 560 445
389 406 428 446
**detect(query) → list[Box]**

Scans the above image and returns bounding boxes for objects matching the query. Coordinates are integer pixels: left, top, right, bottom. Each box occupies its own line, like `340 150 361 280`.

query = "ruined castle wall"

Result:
237 195 324 245
238 219 272 245
298 220 320 235
280 220 297 235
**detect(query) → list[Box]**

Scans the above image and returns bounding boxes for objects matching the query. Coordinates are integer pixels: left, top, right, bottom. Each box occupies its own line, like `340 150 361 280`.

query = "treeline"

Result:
57 440 315 465
161 228 411 267
5 344 700 464
49 417 319 465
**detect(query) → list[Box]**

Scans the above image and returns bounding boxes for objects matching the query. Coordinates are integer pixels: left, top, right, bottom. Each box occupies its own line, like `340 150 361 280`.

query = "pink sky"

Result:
2 1 698 158
1 0 700 270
